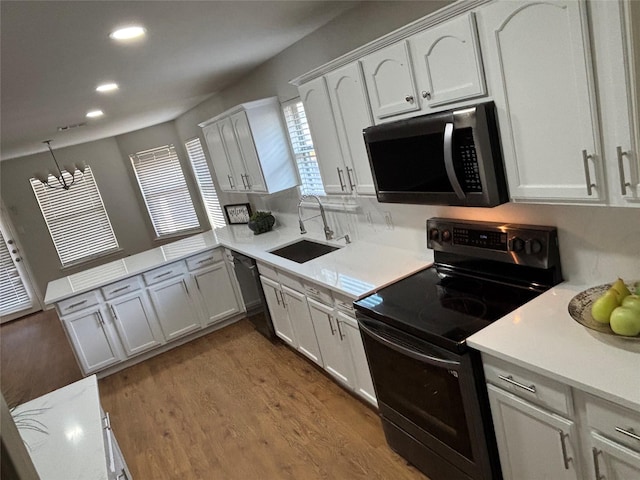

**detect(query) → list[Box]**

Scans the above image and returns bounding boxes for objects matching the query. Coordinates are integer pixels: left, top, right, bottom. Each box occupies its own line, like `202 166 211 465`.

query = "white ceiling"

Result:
0 0 359 161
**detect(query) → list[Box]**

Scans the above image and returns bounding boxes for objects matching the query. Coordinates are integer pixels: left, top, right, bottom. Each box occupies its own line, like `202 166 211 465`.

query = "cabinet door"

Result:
218 117 247 190
487 384 581 480
298 77 349 195
64 306 121 374
361 41 419 121
202 123 236 192
478 0 603 203
308 298 353 387
337 312 377 407
260 276 296 347
148 276 201 341
409 12 485 107
191 262 242 326
109 291 163 356
281 285 322 366
326 63 376 195
589 431 640 480
231 111 268 193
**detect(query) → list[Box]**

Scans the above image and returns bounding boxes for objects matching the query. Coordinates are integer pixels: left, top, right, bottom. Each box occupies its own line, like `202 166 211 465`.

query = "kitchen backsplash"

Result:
253 188 640 286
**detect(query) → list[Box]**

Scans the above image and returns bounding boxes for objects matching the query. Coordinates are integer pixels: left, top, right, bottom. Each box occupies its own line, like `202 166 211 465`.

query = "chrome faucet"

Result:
297 195 334 241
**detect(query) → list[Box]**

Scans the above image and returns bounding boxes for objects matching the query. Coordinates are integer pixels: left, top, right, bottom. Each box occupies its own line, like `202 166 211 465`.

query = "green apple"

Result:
591 291 620 323
609 306 640 336
621 294 640 314
610 278 631 301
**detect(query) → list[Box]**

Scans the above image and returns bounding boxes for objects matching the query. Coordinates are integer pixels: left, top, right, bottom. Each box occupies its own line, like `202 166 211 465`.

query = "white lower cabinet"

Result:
588 432 640 480
260 275 296 347
64 306 122 374
282 285 322 366
147 276 201 341
190 261 242 326
107 290 163 356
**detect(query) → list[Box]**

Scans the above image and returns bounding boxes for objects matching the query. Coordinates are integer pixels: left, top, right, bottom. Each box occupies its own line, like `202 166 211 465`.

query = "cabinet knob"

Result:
7 240 14 245
421 91 431 100
15 258 21 262
404 95 414 103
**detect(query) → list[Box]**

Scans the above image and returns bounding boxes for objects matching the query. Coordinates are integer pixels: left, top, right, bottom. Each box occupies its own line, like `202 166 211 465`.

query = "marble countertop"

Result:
45 225 433 304
11 376 109 480
467 281 640 412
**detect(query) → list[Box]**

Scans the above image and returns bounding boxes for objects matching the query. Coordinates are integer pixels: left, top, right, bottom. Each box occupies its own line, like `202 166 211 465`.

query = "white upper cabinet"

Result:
477 0 604 203
325 62 376 195
408 12 486 108
200 97 299 195
298 77 349 194
361 41 420 121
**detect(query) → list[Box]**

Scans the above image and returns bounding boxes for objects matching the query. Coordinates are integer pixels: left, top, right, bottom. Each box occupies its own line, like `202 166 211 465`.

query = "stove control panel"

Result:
426 217 560 269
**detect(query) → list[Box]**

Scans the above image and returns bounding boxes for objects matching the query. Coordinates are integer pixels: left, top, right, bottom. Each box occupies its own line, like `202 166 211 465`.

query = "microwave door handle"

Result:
444 122 466 200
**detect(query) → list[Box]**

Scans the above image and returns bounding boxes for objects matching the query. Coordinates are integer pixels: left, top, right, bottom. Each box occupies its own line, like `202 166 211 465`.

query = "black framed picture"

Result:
224 203 252 225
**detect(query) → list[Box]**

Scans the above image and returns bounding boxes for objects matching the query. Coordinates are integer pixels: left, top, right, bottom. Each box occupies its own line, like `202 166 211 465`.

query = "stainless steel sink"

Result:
269 239 340 264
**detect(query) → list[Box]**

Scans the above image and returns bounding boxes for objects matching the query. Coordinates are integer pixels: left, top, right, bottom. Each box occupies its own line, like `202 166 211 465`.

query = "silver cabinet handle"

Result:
243 174 252 189
443 122 465 200
153 271 173 280
66 300 87 310
404 95 414 103
327 316 336 335
422 91 431 100
558 430 572 470
110 305 117 320
498 374 537 393
102 412 112 430
197 257 214 265
274 289 280 306
97 310 105 325
279 291 287 308
227 174 235 189
336 319 345 341
109 286 129 295
306 287 320 296
582 150 597 196
617 146 631 195
116 471 129 480
184 281 190 296
592 447 604 480
336 167 346 191
615 426 640 442
346 167 356 189
240 173 247 189
195 276 201 291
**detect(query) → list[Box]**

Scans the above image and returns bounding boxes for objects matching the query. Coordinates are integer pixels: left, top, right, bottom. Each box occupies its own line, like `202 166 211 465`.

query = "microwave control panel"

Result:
455 129 482 192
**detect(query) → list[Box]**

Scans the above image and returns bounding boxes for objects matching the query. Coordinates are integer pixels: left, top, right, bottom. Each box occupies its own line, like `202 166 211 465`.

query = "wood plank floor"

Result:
99 320 428 480
1 309 82 408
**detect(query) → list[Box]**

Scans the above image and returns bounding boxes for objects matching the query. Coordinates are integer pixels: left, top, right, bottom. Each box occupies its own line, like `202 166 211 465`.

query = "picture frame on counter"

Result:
224 203 252 225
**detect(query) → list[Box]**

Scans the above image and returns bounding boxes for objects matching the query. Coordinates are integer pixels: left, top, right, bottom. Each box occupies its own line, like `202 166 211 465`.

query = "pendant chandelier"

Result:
34 140 85 190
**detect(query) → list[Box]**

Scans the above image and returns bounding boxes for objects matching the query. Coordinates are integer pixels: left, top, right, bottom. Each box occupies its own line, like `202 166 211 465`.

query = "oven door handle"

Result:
443 122 466 200
358 320 460 369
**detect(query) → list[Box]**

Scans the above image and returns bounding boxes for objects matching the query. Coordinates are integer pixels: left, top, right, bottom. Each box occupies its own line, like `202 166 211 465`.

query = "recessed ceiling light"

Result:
109 25 146 41
96 83 119 93
86 110 104 118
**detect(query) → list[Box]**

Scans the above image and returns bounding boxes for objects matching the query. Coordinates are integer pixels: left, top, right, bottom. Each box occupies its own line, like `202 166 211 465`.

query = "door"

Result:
589 431 640 480
191 262 241 326
202 123 236 191
298 77 348 194
260 276 296 347
478 0 603 202
337 312 377 406
148 276 201 341
487 384 580 480
64 306 121 374
0 209 40 322
308 298 353 387
409 12 486 107
108 291 163 356
219 117 247 190
231 111 267 193
326 62 376 195
281 285 322 366
361 41 420 120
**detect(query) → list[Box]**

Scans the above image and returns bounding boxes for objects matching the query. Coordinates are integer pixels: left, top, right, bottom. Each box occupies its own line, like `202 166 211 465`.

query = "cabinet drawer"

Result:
57 290 101 315
143 261 187 286
186 249 223 271
257 261 278 281
585 393 640 452
304 281 332 306
334 292 356 315
483 355 572 416
102 276 143 300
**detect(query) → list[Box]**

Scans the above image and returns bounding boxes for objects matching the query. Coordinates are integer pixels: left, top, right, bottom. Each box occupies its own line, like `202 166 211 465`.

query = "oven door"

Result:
358 315 491 478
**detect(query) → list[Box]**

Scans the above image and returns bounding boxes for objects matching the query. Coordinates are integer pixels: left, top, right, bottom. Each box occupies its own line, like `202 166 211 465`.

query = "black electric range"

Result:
354 217 563 480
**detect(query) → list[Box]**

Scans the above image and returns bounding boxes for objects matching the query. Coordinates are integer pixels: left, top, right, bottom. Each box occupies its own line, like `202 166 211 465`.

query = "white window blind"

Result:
0 230 31 316
129 144 200 237
184 137 226 229
282 100 326 196
30 167 119 266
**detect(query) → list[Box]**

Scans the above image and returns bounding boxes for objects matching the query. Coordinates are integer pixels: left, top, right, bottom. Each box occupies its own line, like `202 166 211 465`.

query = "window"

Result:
184 137 226 229
282 99 326 196
0 229 32 316
129 144 200 237
30 167 119 266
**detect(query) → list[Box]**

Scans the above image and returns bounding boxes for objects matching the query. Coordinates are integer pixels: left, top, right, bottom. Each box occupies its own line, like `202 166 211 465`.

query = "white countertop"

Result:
467 282 640 412
11 376 108 480
45 225 433 304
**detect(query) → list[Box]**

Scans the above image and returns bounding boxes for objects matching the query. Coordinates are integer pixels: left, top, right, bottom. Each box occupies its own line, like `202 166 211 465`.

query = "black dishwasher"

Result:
229 250 276 341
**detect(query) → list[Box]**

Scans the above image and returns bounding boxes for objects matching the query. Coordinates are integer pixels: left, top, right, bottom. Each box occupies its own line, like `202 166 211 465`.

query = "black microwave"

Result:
363 102 509 207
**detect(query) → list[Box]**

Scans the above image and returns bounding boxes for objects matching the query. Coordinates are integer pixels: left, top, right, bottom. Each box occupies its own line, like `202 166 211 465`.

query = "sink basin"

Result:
269 239 340 264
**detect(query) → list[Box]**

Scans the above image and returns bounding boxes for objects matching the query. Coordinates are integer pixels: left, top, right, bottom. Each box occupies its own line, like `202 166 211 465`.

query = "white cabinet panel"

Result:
148 276 201 341
231 111 267 193
260 275 296 347
409 12 485 107
109 290 163 356
282 285 322 366
361 41 419 121
337 312 376 406
191 262 242 326
589 432 640 480
203 122 236 192
478 0 603 203
219 117 247 191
